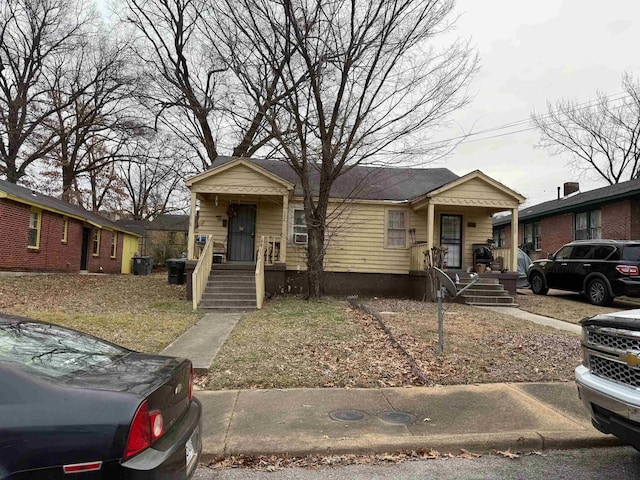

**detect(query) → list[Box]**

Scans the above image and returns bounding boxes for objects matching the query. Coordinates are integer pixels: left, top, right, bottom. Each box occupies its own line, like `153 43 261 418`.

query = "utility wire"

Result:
427 90 632 147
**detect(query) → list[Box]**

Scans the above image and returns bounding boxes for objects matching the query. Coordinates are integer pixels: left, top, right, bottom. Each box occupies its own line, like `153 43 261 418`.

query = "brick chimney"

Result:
563 182 579 197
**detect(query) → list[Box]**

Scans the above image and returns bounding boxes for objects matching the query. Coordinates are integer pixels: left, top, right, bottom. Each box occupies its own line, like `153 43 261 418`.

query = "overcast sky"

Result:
100 0 640 208
434 0 640 207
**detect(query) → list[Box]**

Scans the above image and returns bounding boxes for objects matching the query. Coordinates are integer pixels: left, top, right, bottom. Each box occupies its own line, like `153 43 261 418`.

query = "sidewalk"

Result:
195 382 617 461
164 308 616 460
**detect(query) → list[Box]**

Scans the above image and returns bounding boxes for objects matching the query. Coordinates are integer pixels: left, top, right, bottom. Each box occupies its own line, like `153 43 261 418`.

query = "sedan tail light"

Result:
189 363 194 401
616 265 639 275
123 400 165 460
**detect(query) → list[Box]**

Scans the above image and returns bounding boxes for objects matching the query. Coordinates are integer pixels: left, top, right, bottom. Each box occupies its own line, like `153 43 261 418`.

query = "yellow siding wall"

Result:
121 234 139 274
291 202 424 274
201 164 284 190
437 177 518 203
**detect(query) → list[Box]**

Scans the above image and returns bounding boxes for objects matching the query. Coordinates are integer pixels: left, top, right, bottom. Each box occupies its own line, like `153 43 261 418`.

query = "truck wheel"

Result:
530 272 548 295
587 278 613 306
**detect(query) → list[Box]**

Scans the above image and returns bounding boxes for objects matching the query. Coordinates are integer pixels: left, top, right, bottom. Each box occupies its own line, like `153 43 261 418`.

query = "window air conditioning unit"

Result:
294 233 308 244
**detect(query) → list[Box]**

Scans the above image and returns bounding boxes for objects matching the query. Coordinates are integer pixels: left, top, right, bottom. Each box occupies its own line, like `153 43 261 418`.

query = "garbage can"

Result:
132 256 153 275
167 258 186 285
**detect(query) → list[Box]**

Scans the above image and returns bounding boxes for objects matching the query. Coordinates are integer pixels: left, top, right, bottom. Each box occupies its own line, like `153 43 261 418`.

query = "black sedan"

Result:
0 313 202 479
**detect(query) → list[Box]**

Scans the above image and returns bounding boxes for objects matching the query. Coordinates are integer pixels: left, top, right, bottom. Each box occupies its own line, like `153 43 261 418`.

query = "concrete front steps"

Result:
455 275 518 307
199 265 257 312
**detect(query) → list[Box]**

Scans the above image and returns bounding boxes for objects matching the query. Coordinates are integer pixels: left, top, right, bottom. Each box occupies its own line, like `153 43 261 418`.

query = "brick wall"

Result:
601 201 632 239
538 213 574 258
0 198 123 273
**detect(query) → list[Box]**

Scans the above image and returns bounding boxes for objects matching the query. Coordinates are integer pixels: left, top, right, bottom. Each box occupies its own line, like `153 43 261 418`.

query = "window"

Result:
92 229 101 256
575 210 601 240
293 209 307 244
27 209 41 248
493 227 506 247
110 232 118 258
61 217 68 243
386 210 407 248
523 222 540 251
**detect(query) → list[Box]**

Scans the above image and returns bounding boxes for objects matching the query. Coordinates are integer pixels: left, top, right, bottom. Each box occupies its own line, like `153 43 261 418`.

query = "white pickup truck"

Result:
576 309 640 449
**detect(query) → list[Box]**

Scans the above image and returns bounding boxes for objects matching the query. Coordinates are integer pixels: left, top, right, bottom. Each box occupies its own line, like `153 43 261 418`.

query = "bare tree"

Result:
117 132 188 220
0 0 96 183
220 0 478 298
38 36 140 203
532 72 640 185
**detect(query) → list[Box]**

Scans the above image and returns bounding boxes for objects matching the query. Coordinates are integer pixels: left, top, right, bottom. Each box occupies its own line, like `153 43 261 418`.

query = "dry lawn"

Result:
516 288 640 324
0 273 200 352
206 296 581 390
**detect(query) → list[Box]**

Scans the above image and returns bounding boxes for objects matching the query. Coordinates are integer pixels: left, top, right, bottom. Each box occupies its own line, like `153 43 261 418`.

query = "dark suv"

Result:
528 240 640 306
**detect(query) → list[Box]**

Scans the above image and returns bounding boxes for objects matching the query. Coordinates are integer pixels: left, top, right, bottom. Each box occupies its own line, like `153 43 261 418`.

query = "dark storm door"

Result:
440 214 463 269
227 204 256 262
80 227 90 270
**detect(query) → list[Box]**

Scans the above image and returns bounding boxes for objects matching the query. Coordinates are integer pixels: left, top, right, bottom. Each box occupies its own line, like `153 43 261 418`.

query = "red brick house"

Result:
0 179 140 274
493 180 640 260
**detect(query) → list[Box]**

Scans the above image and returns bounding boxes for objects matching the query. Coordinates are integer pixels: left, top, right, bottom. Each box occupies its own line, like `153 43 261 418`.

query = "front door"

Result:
440 214 462 269
80 227 90 270
227 204 256 262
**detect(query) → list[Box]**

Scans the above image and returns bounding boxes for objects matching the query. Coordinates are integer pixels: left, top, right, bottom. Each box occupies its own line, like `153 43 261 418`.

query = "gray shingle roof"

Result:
493 176 640 226
0 178 140 236
148 214 189 231
210 156 459 201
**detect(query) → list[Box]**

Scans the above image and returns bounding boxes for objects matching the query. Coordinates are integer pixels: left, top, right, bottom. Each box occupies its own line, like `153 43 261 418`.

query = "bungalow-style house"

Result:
493 179 640 261
0 178 140 274
185 157 525 310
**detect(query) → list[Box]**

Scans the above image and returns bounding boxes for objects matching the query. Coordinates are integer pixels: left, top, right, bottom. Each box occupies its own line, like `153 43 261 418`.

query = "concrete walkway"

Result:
160 312 244 373
195 382 617 461
476 306 582 334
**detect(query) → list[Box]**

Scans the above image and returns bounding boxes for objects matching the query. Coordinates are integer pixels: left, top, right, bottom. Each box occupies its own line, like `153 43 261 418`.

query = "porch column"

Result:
280 194 288 263
188 191 197 260
511 207 519 272
426 202 435 258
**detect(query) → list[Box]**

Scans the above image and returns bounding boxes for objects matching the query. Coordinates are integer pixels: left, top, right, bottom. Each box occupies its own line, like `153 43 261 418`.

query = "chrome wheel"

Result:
588 279 613 306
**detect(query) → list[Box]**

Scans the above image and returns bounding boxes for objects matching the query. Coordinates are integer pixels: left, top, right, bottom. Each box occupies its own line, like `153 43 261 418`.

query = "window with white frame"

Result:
386 210 407 248
493 227 506 247
523 222 540 251
575 210 601 240
92 229 101 256
293 209 307 244
27 210 41 248
110 232 118 258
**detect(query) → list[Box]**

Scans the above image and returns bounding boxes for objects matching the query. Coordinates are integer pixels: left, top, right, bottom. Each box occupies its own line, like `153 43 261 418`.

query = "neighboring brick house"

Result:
0 179 140 274
493 179 640 260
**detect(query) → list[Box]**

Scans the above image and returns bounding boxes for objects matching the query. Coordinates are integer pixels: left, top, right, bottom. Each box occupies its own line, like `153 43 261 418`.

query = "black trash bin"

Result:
167 258 186 284
133 256 153 275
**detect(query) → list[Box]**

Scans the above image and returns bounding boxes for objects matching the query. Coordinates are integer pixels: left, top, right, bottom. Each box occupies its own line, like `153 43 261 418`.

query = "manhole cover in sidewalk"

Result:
377 411 416 425
329 409 370 423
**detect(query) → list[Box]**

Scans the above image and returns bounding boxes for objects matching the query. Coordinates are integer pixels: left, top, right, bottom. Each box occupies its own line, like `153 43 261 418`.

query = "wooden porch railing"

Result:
192 235 213 310
410 243 429 271
262 235 282 265
492 247 512 271
255 237 266 309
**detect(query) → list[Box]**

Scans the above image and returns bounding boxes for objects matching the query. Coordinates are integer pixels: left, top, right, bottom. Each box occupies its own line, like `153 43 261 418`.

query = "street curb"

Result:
199 430 617 462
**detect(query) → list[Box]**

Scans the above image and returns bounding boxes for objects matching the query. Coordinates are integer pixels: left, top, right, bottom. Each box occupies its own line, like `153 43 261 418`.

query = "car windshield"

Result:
622 245 640 262
0 320 128 379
